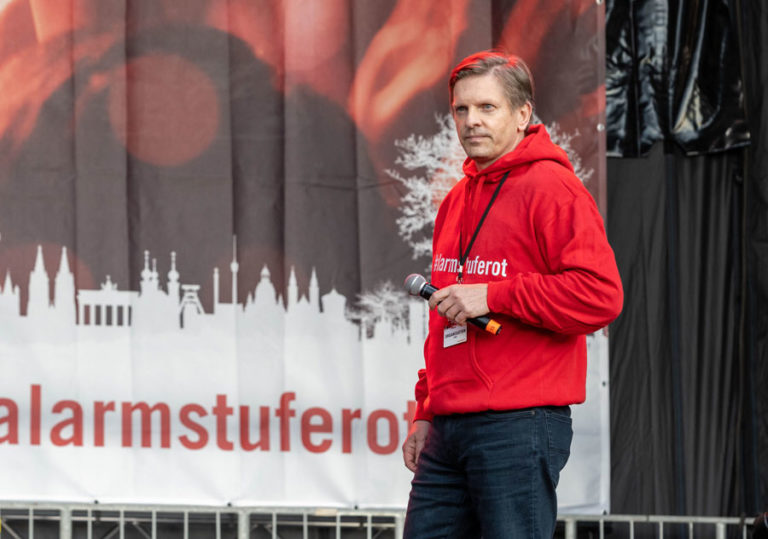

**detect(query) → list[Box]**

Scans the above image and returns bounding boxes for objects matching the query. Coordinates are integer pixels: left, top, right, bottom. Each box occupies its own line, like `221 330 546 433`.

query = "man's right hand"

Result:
402 420 431 472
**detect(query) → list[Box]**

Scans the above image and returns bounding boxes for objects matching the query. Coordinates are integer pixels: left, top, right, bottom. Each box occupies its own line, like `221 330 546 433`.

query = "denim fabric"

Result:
403 407 573 539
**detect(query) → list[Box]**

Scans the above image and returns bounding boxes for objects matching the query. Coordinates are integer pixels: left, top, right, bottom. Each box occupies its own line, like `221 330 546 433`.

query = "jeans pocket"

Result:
545 411 573 487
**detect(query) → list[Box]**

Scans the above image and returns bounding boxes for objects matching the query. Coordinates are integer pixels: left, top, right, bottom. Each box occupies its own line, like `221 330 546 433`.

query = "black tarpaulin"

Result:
608 144 747 519
606 0 751 157
741 0 768 514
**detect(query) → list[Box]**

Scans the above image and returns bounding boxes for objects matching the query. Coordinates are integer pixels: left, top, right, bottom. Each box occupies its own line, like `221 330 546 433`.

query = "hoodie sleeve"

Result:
486 192 623 334
412 332 433 421
413 367 433 421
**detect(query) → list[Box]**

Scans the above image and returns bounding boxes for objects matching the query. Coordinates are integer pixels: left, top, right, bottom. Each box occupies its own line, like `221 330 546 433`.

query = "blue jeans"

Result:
403 406 573 539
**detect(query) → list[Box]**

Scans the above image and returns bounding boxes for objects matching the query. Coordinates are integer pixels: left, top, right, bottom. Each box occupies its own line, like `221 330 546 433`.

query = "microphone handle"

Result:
419 283 502 335
418 283 439 300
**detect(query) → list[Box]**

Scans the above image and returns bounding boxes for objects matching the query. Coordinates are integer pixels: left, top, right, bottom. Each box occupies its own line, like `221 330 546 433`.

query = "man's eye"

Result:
455 107 467 114
482 104 495 111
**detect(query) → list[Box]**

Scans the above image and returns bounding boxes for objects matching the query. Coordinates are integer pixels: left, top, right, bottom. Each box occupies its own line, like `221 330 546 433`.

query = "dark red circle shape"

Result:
109 53 219 167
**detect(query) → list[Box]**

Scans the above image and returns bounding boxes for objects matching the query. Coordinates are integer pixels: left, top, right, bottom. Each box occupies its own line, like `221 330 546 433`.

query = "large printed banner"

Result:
0 0 608 511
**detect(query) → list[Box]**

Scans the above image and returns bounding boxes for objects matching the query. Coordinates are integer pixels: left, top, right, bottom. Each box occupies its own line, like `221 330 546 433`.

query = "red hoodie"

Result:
413 124 623 421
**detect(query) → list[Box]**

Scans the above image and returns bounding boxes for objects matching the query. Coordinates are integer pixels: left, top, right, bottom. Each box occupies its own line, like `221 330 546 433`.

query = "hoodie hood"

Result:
461 124 574 182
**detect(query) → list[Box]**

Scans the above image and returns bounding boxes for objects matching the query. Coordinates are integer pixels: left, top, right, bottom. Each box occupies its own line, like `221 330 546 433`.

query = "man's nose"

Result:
465 107 482 126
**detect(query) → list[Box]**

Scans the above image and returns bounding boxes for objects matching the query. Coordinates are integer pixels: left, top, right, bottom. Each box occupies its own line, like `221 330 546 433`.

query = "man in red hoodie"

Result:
401 51 623 538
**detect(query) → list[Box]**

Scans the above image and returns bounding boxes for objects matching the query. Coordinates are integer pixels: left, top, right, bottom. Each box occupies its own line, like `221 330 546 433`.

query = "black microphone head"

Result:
404 274 427 296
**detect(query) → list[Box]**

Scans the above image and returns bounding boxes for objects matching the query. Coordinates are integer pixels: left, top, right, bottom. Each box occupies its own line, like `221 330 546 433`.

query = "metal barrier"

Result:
0 503 403 539
559 514 751 539
0 502 756 538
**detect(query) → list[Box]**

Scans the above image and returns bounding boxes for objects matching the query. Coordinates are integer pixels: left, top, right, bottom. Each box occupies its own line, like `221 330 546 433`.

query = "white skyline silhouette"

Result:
0 240 427 345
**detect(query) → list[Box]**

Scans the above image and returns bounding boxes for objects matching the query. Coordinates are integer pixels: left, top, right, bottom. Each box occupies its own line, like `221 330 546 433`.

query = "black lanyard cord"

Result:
457 171 511 282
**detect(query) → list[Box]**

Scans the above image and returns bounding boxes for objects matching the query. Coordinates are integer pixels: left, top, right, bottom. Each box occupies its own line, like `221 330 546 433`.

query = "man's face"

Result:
452 73 530 170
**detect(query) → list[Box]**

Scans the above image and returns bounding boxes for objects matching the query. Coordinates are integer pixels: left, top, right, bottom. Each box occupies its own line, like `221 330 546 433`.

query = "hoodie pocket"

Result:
468 330 493 389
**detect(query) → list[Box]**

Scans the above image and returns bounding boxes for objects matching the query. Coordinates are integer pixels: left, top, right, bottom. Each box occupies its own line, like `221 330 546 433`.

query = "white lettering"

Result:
453 257 509 277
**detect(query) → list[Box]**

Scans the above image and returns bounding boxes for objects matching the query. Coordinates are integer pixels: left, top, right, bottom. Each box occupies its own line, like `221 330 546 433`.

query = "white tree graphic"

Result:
346 280 408 335
386 114 466 261
543 118 593 185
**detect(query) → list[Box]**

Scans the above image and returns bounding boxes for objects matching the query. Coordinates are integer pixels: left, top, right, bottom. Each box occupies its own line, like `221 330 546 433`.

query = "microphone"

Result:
404 273 501 335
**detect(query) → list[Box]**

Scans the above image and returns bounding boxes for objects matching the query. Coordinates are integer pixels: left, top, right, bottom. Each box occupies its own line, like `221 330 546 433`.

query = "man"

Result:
401 51 623 538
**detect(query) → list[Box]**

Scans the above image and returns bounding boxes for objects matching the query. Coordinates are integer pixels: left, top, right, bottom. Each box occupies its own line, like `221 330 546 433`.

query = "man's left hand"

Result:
428 283 489 324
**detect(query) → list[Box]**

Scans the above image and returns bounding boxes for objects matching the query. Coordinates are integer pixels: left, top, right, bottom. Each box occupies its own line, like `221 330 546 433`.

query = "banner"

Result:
0 0 608 511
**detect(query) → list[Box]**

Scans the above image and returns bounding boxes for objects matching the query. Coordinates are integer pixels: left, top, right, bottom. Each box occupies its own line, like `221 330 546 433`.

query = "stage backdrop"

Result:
0 0 609 511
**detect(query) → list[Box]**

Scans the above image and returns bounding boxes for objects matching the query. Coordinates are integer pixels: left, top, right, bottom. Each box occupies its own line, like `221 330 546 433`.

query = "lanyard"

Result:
457 171 510 282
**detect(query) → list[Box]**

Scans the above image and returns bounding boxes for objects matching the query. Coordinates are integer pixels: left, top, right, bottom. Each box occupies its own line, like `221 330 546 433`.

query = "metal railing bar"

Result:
183 510 188 539
564 518 576 539
646 515 743 525
130 521 151 539
237 510 248 539
38 512 226 526
1 520 24 539
563 514 644 522
151 510 156 539
557 513 746 525
215 510 221 539
28 506 34 539
716 522 726 539
0 513 76 522
266 513 290 539
255 520 397 530
119 510 124 539
272 510 277 539
60 506 72 539
394 513 405 539
303 511 308 539
367 513 373 539
0 502 405 519
99 525 120 539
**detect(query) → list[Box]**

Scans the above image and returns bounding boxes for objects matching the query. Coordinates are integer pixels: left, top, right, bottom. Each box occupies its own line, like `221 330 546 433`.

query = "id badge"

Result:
443 323 467 348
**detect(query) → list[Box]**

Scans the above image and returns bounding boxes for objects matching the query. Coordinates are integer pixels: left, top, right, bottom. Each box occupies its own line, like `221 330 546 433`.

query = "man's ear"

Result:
517 102 533 131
